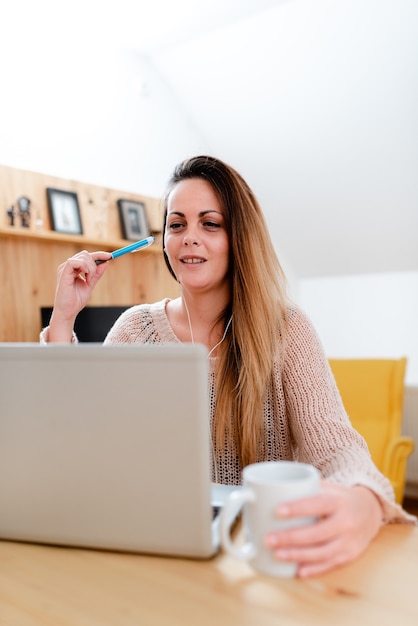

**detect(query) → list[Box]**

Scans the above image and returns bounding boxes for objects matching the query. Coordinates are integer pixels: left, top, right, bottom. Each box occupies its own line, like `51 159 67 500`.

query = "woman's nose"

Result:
183 233 199 246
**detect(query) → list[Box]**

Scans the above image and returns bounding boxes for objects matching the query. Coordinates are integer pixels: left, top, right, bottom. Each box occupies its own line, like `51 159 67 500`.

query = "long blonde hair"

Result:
162 156 289 468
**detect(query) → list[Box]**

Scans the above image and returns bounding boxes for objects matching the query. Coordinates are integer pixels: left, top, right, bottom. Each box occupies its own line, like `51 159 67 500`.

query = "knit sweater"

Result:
103 298 414 524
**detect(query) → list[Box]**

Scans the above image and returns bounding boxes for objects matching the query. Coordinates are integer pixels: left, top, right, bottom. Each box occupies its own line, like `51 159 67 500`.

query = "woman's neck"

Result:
175 289 231 351
182 290 227 322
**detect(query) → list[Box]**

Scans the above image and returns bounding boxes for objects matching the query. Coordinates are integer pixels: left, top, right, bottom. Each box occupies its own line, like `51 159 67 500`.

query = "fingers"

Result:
58 251 110 285
270 535 352 578
93 252 113 266
270 528 362 578
264 482 383 578
274 481 340 519
266 513 339 550
54 251 110 316
49 250 112 343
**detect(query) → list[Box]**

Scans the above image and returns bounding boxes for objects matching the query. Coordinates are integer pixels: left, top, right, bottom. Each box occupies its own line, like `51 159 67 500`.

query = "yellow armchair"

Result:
328 357 414 504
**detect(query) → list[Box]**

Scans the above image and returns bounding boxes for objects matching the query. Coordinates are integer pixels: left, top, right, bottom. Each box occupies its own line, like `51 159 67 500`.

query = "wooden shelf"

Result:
0 164 177 343
0 226 162 253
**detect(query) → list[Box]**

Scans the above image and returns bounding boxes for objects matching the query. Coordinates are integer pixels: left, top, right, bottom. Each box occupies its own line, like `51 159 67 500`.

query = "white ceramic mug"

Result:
220 461 320 577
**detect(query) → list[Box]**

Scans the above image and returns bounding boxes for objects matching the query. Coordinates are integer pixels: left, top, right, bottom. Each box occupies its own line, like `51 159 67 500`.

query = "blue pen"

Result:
95 236 155 264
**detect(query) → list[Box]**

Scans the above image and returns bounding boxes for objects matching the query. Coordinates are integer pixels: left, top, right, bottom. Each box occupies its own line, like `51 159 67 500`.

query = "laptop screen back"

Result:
0 343 217 558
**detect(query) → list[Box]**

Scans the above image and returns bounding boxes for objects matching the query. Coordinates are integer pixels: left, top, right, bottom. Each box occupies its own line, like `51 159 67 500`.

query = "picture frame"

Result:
117 198 150 241
46 188 83 235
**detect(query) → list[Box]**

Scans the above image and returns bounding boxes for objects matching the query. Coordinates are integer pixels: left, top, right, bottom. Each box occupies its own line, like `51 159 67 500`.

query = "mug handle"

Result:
220 488 257 561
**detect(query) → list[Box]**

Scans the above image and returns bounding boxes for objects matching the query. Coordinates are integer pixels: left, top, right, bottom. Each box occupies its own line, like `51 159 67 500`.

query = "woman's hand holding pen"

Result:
47 239 154 342
48 250 111 342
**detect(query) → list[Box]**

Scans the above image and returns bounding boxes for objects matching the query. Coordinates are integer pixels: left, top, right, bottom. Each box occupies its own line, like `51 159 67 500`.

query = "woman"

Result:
43 155 415 577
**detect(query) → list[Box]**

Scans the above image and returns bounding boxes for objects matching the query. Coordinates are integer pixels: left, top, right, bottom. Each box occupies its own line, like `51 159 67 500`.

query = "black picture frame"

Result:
46 188 83 235
117 199 150 241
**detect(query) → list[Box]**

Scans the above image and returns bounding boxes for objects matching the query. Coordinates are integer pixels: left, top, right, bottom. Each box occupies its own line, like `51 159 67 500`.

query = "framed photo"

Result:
46 188 83 235
117 198 150 241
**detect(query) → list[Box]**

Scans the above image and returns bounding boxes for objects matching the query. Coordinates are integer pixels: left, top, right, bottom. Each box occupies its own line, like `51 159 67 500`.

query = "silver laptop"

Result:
0 343 232 558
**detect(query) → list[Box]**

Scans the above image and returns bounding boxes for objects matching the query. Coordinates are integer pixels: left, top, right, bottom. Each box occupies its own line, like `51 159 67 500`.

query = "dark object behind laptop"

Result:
41 306 129 343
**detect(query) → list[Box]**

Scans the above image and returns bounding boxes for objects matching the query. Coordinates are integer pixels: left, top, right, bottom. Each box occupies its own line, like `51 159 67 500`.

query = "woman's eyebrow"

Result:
199 210 223 217
167 210 222 217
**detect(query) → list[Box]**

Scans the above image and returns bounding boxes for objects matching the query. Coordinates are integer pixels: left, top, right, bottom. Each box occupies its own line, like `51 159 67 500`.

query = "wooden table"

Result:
0 524 417 626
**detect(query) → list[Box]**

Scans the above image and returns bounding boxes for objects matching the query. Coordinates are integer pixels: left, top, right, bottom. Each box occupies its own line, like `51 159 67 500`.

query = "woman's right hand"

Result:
48 250 111 342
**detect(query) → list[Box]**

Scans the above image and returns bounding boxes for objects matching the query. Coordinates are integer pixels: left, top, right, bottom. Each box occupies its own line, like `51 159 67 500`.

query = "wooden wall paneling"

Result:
1 237 84 341
0 164 163 239
0 164 179 342
0 232 179 342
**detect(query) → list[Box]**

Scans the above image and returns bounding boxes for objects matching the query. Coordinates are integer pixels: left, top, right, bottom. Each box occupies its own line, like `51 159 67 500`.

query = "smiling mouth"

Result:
181 258 205 264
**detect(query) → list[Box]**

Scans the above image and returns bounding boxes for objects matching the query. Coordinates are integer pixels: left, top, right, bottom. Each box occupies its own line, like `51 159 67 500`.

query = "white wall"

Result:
297 272 418 386
0 39 208 198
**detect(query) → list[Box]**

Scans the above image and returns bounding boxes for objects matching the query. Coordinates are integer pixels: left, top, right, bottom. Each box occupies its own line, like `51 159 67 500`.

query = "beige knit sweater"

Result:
103 299 415 524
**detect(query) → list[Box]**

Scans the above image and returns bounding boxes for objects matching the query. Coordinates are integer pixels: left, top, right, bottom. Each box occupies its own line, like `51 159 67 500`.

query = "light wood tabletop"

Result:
0 523 417 626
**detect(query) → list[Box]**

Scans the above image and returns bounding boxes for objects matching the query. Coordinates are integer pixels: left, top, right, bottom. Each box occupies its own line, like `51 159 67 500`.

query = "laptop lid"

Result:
0 343 219 558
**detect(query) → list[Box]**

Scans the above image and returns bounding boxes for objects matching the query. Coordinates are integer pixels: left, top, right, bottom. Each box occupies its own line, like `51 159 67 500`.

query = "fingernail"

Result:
276 504 290 516
265 534 279 548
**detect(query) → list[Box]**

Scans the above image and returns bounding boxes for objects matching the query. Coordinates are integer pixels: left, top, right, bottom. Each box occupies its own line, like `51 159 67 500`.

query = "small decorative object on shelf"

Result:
117 198 150 241
46 188 83 235
6 205 15 226
17 196 31 227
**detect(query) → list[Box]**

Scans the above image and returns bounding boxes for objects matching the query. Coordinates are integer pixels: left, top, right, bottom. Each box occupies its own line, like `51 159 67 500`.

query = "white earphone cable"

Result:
182 295 233 484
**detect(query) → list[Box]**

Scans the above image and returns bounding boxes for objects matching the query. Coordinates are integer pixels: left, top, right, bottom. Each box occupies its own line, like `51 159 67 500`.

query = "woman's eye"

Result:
168 222 184 230
203 221 221 229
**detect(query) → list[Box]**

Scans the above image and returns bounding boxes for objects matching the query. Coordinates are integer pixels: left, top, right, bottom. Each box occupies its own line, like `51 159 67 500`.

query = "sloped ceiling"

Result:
8 0 418 278
126 0 418 279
